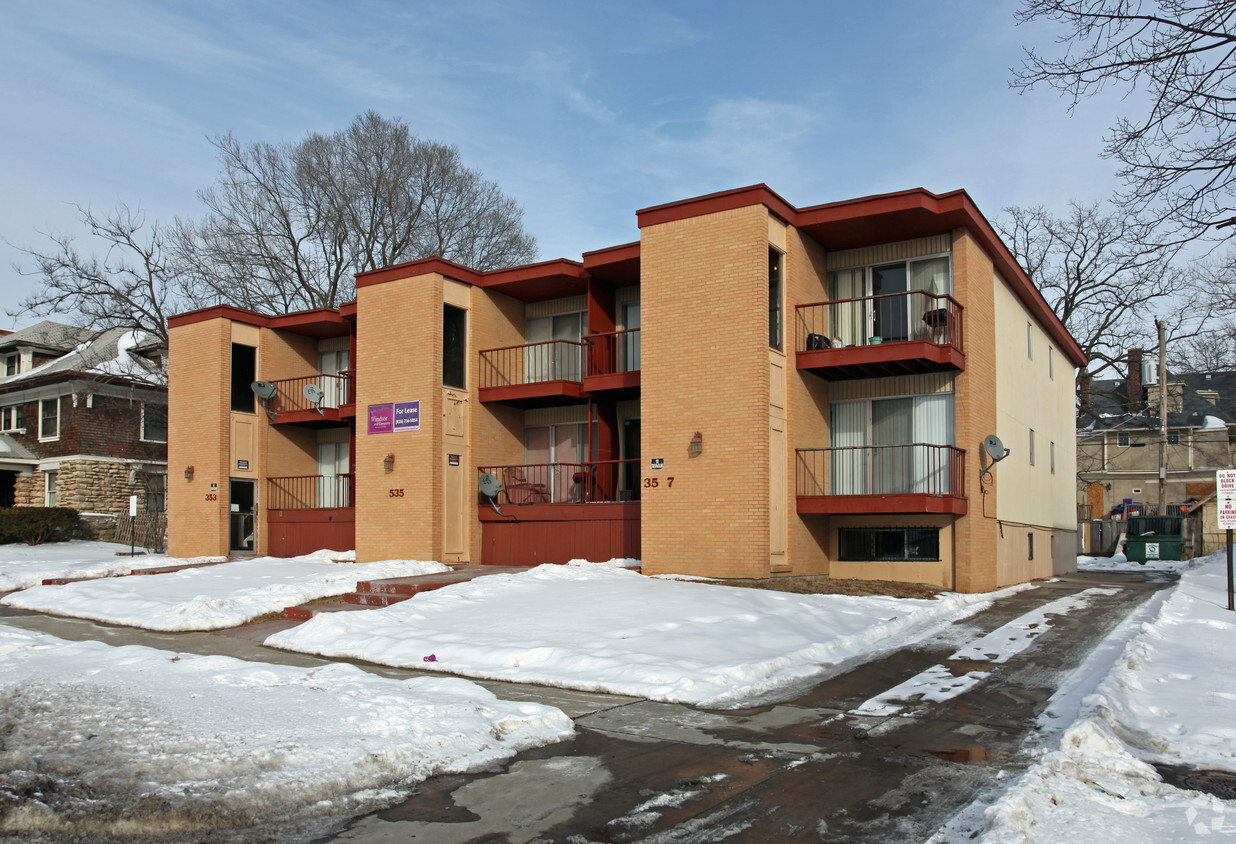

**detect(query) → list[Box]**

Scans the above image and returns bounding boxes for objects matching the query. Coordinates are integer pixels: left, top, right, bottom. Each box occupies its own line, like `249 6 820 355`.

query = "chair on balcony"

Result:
502 467 550 504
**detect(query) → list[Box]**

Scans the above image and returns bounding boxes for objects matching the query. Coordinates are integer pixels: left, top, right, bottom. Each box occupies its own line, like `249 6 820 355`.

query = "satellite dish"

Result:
984 434 1010 463
303 383 326 416
251 381 277 400
478 472 504 515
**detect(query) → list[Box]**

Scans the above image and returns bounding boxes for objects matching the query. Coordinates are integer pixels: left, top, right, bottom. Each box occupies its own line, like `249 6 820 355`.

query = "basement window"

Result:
838 527 940 562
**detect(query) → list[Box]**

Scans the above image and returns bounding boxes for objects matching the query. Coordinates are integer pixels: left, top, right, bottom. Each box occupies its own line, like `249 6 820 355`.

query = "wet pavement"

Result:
0 569 1176 843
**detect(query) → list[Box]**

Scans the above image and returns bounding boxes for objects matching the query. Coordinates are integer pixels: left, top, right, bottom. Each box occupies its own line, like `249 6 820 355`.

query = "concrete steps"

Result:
281 565 533 620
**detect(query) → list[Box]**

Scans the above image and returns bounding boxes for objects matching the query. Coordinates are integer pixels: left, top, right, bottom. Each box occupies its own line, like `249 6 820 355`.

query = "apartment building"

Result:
167 185 1084 591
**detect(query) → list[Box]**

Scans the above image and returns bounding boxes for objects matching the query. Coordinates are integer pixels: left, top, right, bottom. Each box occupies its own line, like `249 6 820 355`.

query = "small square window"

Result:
1167 431 1180 445
1117 432 1130 447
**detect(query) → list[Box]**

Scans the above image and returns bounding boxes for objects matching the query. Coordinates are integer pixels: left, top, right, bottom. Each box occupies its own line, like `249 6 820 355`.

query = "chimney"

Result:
1079 369 1092 411
1126 349 1143 412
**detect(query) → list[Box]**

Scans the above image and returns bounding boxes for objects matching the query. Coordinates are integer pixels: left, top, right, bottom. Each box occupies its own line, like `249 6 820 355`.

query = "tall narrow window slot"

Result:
230 344 256 413
769 246 783 351
443 305 467 389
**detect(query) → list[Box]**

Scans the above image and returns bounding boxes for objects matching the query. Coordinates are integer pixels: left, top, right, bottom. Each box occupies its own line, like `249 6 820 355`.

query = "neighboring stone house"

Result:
1076 350 1236 542
0 321 168 538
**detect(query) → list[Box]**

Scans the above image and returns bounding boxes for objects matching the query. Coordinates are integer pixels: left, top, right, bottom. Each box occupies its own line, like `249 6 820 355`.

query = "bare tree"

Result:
177 111 538 312
996 201 1198 380
1013 1 1236 239
10 204 183 346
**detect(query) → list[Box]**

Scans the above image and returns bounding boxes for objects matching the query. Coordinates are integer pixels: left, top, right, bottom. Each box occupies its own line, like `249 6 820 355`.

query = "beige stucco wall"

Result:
993 271 1078 583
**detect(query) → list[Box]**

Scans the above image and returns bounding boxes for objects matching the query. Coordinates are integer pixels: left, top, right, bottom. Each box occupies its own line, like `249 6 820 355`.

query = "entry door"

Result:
318 350 350 408
229 479 257 553
871 264 909 343
317 441 350 507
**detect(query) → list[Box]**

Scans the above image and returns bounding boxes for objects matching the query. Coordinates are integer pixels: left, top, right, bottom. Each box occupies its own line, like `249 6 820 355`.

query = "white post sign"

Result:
1219 470 1236 529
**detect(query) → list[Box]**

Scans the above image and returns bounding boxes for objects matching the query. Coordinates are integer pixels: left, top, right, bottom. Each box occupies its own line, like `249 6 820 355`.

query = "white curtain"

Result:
827 269 866 347
829 400 868 495
872 398 913 493
909 257 951 341
912 393 955 493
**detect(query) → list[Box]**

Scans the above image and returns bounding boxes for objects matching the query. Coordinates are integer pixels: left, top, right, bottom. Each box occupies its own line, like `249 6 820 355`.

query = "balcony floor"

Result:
797 341 964 381
267 405 355 427
797 493 967 516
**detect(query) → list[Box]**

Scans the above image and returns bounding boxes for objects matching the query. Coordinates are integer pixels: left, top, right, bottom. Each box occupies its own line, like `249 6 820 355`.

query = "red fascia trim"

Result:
167 305 272 330
269 308 347 330
582 241 640 267
339 301 358 318
356 257 483 288
473 259 588 290
636 184 796 229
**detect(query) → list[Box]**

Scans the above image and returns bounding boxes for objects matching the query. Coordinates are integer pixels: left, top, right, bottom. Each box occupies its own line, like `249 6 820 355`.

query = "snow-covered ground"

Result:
0 551 448 631
936 550 1236 842
0 540 218 592
1077 551 1192 574
267 561 1021 708
0 624 573 840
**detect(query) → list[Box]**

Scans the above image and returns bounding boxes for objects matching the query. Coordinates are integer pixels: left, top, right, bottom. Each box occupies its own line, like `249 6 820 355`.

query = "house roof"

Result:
1080 369 1236 432
0 321 95 354
0 325 165 389
0 434 37 462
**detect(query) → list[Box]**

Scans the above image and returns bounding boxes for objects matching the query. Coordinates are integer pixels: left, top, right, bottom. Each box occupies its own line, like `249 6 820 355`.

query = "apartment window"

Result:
769 246 783 351
0 404 23 432
1117 432 1130 447
39 398 59 441
1028 532 1034 561
141 404 168 442
443 305 467 389
826 254 952 347
230 343 256 413
1167 431 1180 445
45 471 57 507
839 527 940 562
3 354 17 377
1050 441 1056 474
1049 347 1054 379
1029 428 1035 465
1027 323 1033 358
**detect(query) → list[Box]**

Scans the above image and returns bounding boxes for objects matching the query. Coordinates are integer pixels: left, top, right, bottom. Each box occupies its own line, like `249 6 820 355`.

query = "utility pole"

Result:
1156 319 1168 515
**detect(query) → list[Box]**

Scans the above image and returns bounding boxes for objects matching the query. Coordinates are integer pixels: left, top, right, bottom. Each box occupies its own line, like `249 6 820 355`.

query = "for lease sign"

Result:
1219 469 1236 529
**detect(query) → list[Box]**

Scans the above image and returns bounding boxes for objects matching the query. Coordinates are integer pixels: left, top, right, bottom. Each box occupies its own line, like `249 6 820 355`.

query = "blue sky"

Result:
0 0 1130 329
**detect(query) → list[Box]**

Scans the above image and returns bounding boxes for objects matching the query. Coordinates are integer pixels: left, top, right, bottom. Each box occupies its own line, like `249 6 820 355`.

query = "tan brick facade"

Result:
166 185 1084 592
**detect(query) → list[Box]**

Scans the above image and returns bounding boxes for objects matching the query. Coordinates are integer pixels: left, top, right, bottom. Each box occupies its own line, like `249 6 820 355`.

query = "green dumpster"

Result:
1126 534 1184 563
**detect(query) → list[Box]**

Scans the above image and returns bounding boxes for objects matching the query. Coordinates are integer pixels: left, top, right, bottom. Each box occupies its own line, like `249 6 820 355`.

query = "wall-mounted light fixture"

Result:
184 465 194 480
688 432 703 456
383 453 395 472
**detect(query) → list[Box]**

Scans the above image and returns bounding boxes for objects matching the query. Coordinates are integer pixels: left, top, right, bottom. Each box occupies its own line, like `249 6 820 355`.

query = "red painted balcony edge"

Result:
478 381 586 404
796 341 965 373
796 494 968 516
582 372 640 393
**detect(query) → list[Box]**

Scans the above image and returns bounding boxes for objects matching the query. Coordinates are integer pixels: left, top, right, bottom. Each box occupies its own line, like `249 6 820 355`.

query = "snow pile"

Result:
268 563 1010 708
1077 552 1192 573
0 625 573 838
89 329 160 382
977 551 1236 841
0 541 212 592
0 551 449 630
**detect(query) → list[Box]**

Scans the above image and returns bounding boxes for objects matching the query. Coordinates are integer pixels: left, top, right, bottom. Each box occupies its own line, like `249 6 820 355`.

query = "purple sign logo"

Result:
393 401 420 432
368 404 393 434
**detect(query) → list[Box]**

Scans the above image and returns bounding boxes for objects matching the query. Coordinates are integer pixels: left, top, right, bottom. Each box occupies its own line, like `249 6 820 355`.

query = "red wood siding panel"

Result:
478 503 640 565
796 495 967 516
267 508 356 557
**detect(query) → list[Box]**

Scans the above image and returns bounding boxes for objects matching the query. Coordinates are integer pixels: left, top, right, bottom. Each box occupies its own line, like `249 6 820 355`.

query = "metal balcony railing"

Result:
478 460 641 505
266 474 354 509
268 371 354 414
478 340 587 389
796 291 963 353
586 329 641 376
796 445 966 498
